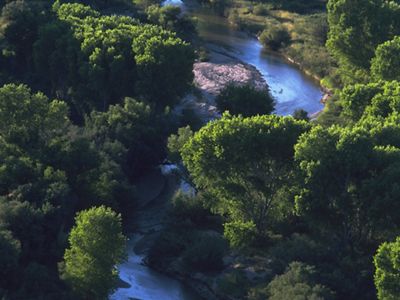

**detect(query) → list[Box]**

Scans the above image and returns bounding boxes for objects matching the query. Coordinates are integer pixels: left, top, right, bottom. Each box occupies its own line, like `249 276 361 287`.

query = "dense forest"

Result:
0 0 400 299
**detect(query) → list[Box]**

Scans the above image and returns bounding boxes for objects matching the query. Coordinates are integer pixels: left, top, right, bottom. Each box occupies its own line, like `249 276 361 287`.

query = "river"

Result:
111 2 324 299
110 235 202 300
167 0 324 115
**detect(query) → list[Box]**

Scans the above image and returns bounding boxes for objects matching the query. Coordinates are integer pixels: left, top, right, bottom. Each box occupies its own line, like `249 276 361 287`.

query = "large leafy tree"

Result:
132 24 194 107
374 236 400 300
0 83 69 148
0 83 135 298
181 113 310 243
62 206 126 299
2 2 194 119
326 0 400 83
55 3 194 111
85 97 171 179
294 120 400 250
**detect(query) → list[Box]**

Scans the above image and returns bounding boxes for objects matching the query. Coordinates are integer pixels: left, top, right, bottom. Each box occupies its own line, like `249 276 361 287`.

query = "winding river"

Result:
111 2 324 299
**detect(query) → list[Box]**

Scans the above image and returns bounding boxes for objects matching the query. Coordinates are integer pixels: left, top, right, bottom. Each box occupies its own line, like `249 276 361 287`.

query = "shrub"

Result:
217 270 250 298
259 26 291 51
224 220 257 248
170 191 210 226
167 126 193 164
266 262 334 300
182 234 227 271
268 234 324 273
216 84 275 116
293 109 309 121
147 230 190 267
374 236 400 300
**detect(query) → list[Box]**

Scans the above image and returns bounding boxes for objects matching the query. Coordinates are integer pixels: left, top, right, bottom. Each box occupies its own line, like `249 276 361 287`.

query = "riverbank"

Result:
224 5 335 106
222 0 338 87
111 170 204 300
174 42 270 122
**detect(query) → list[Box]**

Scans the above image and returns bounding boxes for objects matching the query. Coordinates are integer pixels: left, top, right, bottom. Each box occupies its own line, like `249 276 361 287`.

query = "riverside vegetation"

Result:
0 0 400 300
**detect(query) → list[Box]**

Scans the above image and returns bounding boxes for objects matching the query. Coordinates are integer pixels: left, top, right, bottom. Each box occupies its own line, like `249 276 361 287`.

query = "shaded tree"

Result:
295 121 400 250
374 236 400 300
326 0 400 83
266 262 334 300
216 84 275 117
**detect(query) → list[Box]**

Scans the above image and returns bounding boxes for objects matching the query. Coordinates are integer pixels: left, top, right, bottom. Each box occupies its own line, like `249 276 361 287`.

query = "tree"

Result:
326 0 400 83
167 126 193 164
371 36 400 81
86 97 169 179
132 24 195 107
374 236 400 300
292 109 309 121
259 26 291 51
1 0 43 73
266 262 334 300
62 206 126 299
0 83 69 148
294 121 400 250
146 4 196 40
216 84 275 117
0 229 20 290
181 113 310 244
361 81 400 119
339 82 382 122
54 3 194 110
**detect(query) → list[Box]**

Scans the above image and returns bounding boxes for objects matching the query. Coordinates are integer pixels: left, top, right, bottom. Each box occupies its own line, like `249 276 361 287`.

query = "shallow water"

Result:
110 235 202 300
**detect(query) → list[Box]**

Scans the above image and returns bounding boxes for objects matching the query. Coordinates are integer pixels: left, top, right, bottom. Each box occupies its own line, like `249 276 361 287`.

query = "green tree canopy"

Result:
54 2 194 110
267 262 334 300
295 120 400 249
0 229 20 290
362 81 400 119
167 125 194 164
339 82 382 122
85 97 170 178
181 113 310 244
374 236 400 300
216 84 275 117
0 83 69 148
371 36 400 82
62 206 126 299
326 0 400 83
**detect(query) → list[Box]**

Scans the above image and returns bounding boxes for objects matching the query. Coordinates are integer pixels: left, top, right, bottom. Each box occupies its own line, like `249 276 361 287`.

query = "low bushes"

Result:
259 26 291 50
216 84 275 116
182 234 227 271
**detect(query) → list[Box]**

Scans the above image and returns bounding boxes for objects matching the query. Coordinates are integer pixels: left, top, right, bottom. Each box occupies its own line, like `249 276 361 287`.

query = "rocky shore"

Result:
175 44 270 122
